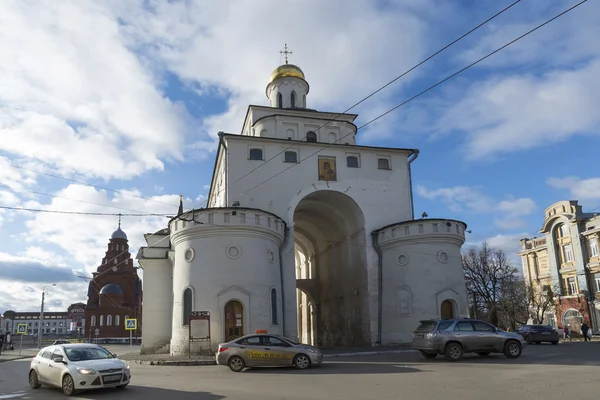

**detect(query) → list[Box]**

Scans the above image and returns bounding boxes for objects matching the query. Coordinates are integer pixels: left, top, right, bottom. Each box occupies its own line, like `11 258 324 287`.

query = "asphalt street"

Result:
1 342 599 400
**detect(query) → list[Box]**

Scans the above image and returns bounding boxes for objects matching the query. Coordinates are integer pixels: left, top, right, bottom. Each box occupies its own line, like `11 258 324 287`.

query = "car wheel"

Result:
293 354 311 369
29 370 41 389
228 356 245 372
476 352 490 357
419 351 437 359
503 340 522 359
444 343 463 361
551 341 559 345
116 384 129 389
62 374 77 396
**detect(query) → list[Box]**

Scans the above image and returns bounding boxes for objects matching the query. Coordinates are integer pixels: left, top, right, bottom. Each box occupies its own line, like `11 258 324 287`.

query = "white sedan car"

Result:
29 343 131 396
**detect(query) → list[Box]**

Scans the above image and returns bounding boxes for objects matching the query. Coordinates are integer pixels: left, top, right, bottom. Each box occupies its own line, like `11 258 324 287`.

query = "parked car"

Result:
516 325 559 344
411 318 528 361
216 334 323 372
29 343 130 396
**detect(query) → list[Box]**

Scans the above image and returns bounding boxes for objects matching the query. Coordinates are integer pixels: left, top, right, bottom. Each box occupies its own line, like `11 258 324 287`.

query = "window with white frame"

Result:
594 273 600 292
91 316 96 326
107 315 112 326
377 156 391 170
560 224 569 238
100 315 104 326
284 151 298 163
249 148 263 160
567 277 577 295
346 154 360 168
590 238 599 257
115 315 120 326
563 244 573 263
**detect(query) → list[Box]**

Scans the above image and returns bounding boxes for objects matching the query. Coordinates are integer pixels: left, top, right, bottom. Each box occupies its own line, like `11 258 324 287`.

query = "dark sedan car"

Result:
516 325 559 344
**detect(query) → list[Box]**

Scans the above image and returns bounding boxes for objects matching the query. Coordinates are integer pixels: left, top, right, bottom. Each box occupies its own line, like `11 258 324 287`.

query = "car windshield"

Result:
65 347 114 361
415 321 438 332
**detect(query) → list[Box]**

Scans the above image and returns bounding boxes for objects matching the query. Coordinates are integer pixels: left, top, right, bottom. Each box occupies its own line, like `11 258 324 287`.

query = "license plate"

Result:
542 332 550 335
102 374 122 383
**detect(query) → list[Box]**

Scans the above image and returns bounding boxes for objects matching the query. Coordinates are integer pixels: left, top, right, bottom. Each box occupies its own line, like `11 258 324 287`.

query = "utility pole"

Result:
38 284 56 349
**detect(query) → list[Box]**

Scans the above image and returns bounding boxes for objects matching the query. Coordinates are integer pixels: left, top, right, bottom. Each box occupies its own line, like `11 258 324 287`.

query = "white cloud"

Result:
547 176 600 201
432 59 600 160
464 232 530 269
417 184 536 229
0 1 192 180
110 0 444 141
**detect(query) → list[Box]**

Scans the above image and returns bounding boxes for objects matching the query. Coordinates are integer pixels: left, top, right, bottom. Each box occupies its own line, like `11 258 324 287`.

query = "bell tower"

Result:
266 44 309 109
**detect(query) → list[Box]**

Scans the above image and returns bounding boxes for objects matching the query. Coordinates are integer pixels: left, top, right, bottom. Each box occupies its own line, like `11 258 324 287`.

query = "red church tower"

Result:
84 221 142 340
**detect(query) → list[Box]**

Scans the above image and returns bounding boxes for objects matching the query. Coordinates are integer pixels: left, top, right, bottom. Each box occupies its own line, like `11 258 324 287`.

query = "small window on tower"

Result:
284 151 298 163
249 148 263 160
377 158 391 170
277 93 282 108
347 156 359 168
291 91 296 108
306 131 317 142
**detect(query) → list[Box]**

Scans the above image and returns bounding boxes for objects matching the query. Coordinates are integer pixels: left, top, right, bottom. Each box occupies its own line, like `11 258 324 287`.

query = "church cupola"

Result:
266 44 310 109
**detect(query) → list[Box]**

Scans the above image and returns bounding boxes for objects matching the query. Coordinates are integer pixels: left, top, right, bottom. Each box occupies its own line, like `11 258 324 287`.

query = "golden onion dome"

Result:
268 63 305 84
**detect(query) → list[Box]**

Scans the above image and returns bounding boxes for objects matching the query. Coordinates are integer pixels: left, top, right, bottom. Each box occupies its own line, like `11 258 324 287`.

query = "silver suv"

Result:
411 318 527 361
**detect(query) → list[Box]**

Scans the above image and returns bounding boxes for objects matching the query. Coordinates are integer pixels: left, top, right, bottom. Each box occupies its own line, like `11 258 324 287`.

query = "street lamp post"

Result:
38 284 56 349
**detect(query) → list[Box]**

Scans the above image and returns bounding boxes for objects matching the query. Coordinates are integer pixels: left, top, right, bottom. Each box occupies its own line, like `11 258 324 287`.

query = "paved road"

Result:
1 342 599 400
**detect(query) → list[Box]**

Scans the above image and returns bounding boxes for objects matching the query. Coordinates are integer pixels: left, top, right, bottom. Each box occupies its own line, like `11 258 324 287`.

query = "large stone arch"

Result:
292 190 369 346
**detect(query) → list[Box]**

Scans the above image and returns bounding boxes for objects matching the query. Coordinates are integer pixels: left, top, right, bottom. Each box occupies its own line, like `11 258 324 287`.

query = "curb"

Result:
130 359 216 366
127 349 416 366
0 356 32 363
325 349 416 358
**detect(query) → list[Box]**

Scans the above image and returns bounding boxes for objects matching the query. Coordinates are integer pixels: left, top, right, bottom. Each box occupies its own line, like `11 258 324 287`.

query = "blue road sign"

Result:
17 324 27 334
125 318 137 330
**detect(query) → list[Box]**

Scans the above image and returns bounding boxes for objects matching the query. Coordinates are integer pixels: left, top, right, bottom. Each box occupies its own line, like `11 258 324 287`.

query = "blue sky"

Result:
1 0 599 313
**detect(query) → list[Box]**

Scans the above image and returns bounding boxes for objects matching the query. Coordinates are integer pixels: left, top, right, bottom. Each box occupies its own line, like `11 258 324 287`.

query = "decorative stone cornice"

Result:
374 218 466 250
169 207 286 247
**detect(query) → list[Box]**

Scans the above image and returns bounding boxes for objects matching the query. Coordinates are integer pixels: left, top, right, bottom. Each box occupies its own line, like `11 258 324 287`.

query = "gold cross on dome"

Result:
280 43 292 64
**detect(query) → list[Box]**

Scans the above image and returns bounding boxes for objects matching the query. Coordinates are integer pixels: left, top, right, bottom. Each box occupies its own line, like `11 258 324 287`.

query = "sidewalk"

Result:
0 348 38 363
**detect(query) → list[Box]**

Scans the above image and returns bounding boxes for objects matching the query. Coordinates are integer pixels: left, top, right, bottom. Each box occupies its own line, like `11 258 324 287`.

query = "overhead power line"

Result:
0 205 171 217
0 184 166 216
5 162 180 209
201 0 525 208
232 0 588 200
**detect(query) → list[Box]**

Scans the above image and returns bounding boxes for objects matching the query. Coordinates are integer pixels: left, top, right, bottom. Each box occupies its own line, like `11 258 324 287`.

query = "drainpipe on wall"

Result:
279 227 290 336
371 231 383 346
218 131 228 207
407 150 420 220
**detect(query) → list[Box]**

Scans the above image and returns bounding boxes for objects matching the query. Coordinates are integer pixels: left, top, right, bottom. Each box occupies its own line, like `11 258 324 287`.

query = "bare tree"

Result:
497 276 529 330
524 282 557 325
462 242 520 327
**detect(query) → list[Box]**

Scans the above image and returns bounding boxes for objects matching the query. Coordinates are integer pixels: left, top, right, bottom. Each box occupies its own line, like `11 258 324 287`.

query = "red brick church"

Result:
84 222 142 340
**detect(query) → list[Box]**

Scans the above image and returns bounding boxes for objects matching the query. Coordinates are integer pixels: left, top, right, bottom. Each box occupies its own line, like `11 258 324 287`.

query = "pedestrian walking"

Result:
581 322 590 342
0 335 4 355
563 326 571 341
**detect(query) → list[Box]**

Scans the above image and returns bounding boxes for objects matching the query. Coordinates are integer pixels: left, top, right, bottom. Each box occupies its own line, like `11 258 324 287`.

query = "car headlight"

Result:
305 348 318 354
125 364 130 370
76 368 96 375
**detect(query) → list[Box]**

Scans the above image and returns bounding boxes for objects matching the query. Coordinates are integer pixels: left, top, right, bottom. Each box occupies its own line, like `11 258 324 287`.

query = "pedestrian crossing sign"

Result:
17 324 27 334
125 318 137 330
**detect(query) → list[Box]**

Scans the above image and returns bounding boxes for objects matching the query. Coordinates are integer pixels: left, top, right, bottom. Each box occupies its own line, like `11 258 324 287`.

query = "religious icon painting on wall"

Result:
318 156 337 181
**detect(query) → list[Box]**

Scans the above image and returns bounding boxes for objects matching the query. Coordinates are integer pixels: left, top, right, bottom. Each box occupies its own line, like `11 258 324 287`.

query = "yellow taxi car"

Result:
216 333 322 372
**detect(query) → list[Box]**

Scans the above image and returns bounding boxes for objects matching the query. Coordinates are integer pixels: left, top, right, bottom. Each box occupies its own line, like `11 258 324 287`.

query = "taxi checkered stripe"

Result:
246 351 291 361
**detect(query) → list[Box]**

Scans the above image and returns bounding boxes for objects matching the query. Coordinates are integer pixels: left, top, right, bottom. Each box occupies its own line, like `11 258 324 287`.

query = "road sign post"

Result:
17 324 27 356
125 318 137 347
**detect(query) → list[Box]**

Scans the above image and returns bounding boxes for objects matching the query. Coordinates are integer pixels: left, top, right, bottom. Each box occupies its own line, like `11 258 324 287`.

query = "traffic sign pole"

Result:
19 334 23 356
130 329 132 348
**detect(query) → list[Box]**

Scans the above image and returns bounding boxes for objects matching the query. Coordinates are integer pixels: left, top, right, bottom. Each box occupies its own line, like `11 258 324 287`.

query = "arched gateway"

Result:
293 190 369 347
